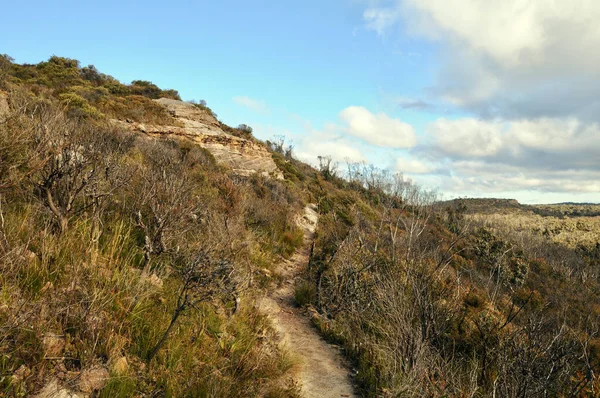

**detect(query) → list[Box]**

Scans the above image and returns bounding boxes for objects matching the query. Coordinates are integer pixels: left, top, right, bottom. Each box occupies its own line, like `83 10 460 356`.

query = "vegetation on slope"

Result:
275 157 600 397
2 55 600 397
0 57 306 396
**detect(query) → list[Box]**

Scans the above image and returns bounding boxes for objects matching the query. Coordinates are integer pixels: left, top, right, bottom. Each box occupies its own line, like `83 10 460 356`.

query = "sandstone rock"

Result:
78 366 109 393
296 204 319 234
154 98 221 128
42 332 65 357
34 379 84 398
110 356 128 375
113 98 283 179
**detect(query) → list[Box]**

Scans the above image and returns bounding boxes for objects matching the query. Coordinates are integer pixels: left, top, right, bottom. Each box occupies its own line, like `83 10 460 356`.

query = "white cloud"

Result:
361 2 600 201
426 117 600 165
365 1 600 120
426 118 505 157
403 0 547 68
445 161 600 195
396 157 435 174
294 137 366 165
232 96 269 114
339 106 417 148
255 115 367 166
412 116 600 199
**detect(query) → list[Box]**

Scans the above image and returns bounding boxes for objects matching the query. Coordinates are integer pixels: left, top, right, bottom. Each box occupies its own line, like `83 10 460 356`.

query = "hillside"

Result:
1 56 600 397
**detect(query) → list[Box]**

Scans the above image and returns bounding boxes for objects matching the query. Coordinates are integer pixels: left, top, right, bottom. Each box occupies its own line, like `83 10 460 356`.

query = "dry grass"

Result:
0 87 303 396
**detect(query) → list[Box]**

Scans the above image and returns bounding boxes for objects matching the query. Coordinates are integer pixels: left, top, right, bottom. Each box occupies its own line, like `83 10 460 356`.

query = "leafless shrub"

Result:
127 139 202 269
147 249 237 361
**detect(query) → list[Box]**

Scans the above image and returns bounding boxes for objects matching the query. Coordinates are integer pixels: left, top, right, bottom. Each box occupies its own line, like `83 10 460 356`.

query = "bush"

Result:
59 92 104 118
294 282 316 307
189 99 217 118
0 54 13 87
100 95 174 124
0 92 300 396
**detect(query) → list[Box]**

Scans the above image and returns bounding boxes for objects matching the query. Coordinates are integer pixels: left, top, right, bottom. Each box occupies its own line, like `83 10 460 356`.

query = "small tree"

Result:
317 155 337 180
237 124 252 134
236 123 253 139
28 105 125 233
269 135 294 159
147 249 237 361
130 141 200 269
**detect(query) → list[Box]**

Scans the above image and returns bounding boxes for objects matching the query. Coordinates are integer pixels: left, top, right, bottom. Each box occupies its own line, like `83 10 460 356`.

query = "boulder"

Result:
78 366 109 393
34 379 84 398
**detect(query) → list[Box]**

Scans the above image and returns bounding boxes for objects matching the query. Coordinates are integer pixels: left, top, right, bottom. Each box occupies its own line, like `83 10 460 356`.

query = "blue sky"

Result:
2 0 599 203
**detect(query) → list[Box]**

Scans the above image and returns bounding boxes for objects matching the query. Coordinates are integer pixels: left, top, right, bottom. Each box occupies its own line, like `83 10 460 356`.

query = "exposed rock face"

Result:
116 98 282 178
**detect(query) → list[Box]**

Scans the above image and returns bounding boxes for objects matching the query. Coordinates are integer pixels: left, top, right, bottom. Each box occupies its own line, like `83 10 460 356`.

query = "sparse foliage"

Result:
147 249 237 361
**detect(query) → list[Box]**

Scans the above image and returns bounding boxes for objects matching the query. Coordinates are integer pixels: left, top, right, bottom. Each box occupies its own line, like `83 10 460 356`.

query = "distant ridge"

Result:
442 197 600 217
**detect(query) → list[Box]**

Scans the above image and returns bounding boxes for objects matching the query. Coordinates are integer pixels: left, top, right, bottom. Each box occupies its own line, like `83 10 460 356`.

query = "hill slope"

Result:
1 55 600 397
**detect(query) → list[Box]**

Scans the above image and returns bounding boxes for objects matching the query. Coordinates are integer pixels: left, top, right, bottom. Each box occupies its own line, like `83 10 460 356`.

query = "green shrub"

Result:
59 92 104 118
294 282 316 307
464 289 486 308
280 228 304 257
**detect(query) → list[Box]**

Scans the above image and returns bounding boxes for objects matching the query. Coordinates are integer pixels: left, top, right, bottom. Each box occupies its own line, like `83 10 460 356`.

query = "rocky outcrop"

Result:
78 367 109 393
34 379 85 398
115 98 282 178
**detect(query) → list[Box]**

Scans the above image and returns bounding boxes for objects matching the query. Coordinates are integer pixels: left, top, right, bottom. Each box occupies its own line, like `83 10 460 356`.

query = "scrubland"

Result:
1 55 600 397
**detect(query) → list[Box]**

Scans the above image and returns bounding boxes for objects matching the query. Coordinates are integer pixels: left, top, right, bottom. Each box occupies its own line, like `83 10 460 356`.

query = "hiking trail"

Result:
258 204 356 398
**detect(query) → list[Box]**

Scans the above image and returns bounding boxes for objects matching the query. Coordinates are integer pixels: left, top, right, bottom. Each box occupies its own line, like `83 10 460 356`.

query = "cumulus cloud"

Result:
339 106 417 148
294 136 366 165
362 1 600 201
425 117 600 170
444 161 600 195
426 118 505 157
259 115 367 166
396 157 436 174
414 117 600 199
365 0 600 120
232 96 269 114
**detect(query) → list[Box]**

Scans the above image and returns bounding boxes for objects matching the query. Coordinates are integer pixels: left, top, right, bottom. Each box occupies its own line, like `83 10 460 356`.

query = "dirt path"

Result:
258 205 356 398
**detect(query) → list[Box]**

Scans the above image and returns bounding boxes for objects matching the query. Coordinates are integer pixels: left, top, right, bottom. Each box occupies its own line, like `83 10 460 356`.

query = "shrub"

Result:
294 282 316 307
59 92 104 118
0 54 13 87
189 99 217 118
99 95 174 124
